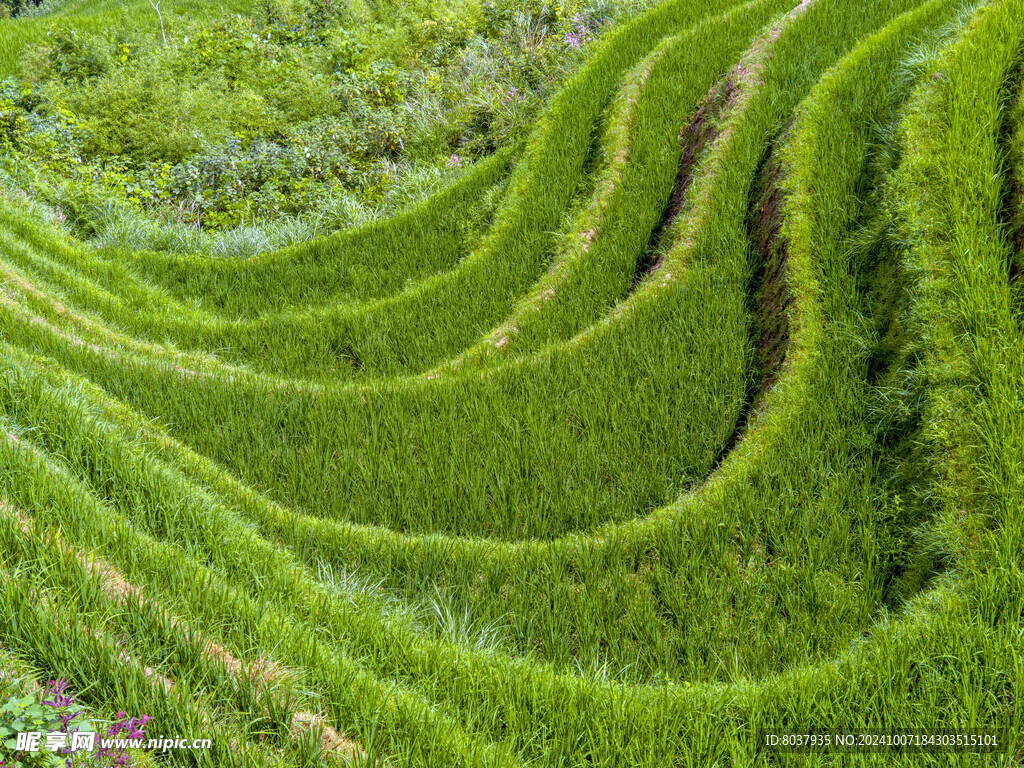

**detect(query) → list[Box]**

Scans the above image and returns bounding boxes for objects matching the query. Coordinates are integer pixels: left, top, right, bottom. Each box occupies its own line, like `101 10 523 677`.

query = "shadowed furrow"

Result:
433 0 791 372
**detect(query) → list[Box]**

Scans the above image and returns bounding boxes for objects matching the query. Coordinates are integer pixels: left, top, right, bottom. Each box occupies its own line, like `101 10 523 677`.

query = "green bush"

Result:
254 0 352 44
324 26 367 73
0 685 101 768
0 104 27 149
41 26 107 84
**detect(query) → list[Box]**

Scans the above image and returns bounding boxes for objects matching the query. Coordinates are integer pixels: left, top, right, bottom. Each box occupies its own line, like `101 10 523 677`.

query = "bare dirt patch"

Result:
631 77 736 286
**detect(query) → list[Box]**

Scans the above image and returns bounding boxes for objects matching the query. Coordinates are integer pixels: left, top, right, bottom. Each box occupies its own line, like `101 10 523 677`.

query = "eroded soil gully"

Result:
634 1 808 468
469 53 662 358
706 138 794 473
745 139 792 402
631 77 736 285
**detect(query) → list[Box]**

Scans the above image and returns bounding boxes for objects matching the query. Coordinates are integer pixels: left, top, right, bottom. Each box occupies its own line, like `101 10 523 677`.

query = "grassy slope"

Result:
0 148 514 314
0 0 765 544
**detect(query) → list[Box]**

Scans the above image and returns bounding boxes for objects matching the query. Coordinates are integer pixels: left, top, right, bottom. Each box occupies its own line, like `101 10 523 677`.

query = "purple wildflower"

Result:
42 679 80 731
43 678 74 707
98 712 153 766
564 12 595 49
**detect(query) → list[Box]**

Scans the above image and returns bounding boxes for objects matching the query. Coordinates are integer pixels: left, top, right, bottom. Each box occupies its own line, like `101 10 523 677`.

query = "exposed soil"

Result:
998 61 1024 284
632 0 819 288
291 711 362 759
632 0 819 462
712 135 792 469
631 77 738 286
744 141 792 401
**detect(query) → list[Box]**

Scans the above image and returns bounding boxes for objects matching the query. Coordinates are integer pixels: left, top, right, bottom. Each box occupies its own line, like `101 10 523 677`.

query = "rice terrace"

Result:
0 0 1021 763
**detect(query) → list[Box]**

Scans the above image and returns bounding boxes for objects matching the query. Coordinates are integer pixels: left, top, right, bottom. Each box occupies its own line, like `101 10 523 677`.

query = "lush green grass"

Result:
0 0 252 77
436 0 783 371
1 0 1023 765
0 0 929 679
0 0 771 545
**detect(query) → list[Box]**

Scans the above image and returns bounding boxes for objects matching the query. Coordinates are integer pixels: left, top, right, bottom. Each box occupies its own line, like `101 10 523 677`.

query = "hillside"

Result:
0 0 1022 765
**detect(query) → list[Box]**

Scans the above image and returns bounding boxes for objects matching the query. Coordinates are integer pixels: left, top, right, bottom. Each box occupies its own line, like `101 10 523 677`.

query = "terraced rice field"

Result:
1 0 1023 764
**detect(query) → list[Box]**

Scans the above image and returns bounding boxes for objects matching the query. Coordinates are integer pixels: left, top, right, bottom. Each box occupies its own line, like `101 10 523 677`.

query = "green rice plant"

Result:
0 0 929 552
0 504 364 765
888 0 1024 654
887 0 1024 571
0 647 41 700
0 0 950 696
95 149 514 312
734 0 1024 754
0 644 161 768
0 0 942 675
0 420 547 766
0 558 272 767
0 147 512 316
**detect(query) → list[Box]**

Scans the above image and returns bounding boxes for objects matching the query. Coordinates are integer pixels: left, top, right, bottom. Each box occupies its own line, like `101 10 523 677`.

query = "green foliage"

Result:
1 0 69 19
41 25 107 83
3 0 623 235
0 104 27 149
324 26 366 73
0 685 110 768
254 0 352 43
481 0 560 34
0 695 65 766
